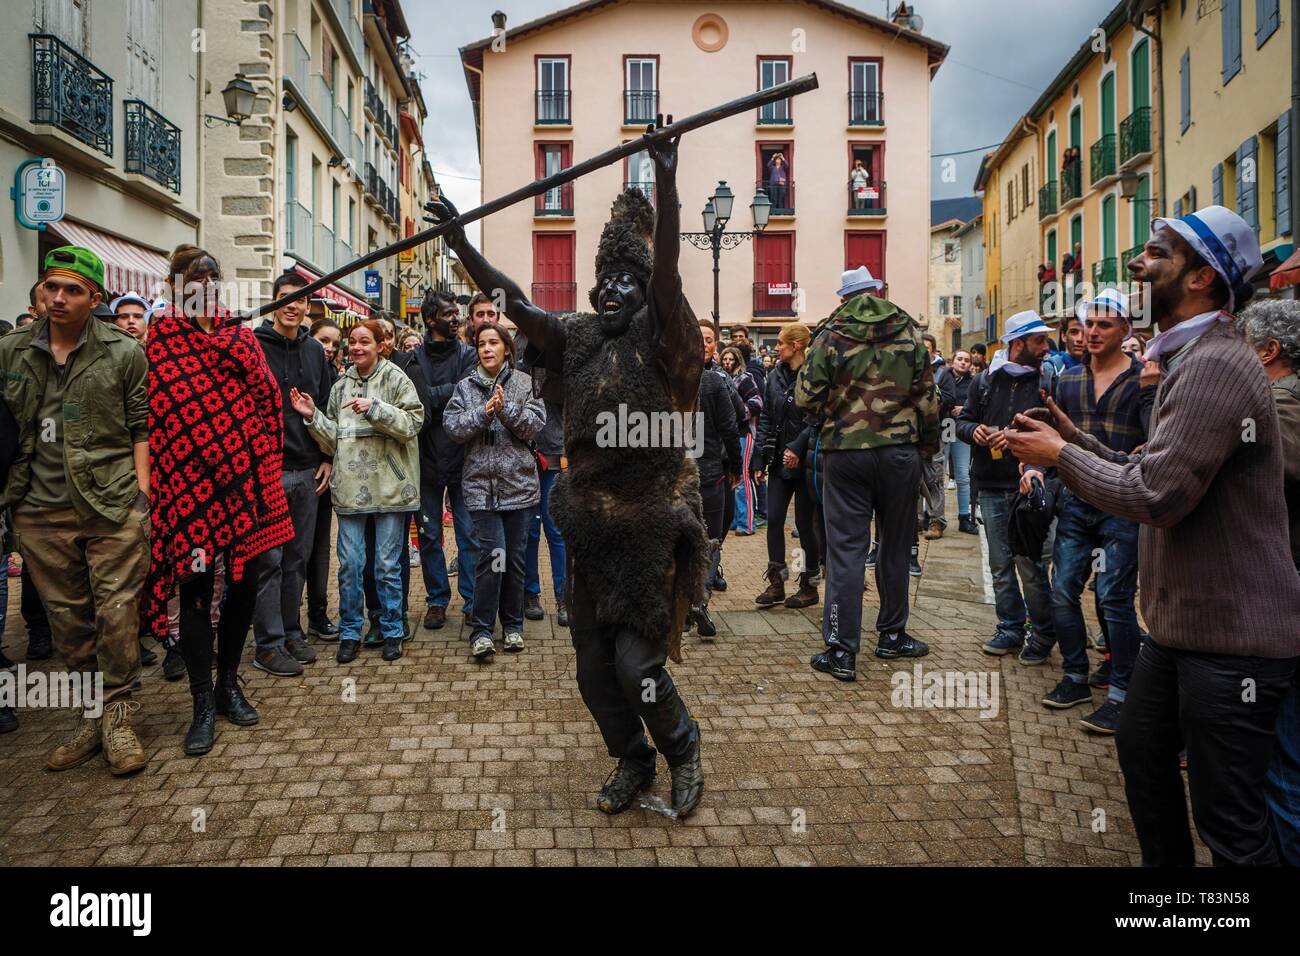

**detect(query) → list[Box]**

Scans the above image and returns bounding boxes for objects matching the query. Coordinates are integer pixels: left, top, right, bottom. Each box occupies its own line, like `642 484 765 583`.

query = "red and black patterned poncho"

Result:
143 305 295 640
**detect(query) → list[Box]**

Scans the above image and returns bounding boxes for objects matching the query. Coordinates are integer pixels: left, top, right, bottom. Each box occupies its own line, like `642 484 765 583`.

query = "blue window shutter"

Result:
1174 197 1183 218
1189 183 1198 211
1212 163 1224 206
1222 0 1242 83
1277 110 1291 235
1237 137 1259 232
1256 0 1280 46
1179 50 1190 132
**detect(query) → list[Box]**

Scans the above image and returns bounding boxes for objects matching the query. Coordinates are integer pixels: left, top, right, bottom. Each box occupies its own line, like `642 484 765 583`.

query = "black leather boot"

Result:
670 720 705 819
183 687 217 756
214 670 259 726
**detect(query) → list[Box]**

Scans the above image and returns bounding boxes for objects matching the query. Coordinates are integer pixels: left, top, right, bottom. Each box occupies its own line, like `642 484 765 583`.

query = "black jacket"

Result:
932 359 957 419
954 365 1057 492
951 369 974 411
254 321 333 471
698 366 742 486
757 360 813 470
410 335 476 486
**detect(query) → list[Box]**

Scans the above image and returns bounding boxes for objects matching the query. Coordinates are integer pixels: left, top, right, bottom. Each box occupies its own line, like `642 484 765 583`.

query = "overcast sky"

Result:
404 0 1115 244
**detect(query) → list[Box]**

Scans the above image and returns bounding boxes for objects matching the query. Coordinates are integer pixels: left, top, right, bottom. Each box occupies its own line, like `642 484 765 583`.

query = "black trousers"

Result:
821 446 920 654
700 477 727 598
1117 638 1299 865
568 565 696 771
21 565 51 641
178 556 261 695
306 489 333 626
766 468 820 574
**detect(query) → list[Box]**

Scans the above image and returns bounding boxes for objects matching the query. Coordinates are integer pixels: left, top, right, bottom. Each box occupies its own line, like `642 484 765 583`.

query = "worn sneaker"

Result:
875 631 929 659
1089 657 1112 689
1080 700 1122 735
252 646 304 677
909 547 923 577
982 633 1024 656
1042 678 1092 709
670 721 705 818
596 759 655 815
712 566 728 592
865 542 878 568
524 594 544 621
285 637 317 664
308 619 340 641
382 637 403 661
958 516 978 535
1018 641 1053 665
810 648 857 681
471 634 495 659
336 640 360 664
423 606 446 630
503 631 524 652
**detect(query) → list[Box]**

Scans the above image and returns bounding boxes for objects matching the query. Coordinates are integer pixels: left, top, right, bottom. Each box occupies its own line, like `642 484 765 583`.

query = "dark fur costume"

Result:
550 189 710 662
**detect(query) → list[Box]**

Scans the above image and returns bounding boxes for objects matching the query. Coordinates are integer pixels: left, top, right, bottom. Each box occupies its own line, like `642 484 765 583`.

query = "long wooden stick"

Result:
253 72 820 318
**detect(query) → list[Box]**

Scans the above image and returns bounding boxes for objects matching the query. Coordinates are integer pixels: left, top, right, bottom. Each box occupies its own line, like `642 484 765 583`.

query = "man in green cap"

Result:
0 245 151 775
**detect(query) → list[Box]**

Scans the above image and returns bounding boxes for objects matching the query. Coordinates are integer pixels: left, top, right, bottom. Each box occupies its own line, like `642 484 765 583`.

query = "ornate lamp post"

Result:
682 181 772 324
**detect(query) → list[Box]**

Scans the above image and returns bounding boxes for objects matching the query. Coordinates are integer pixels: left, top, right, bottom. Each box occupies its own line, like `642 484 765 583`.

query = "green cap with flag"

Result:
43 245 105 292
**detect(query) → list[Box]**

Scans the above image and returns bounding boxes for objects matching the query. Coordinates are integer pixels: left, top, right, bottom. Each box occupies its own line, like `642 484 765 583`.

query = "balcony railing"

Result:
1120 244 1144 275
1092 257 1119 287
1119 107 1152 167
536 182 574 217
848 91 884 126
1038 181 1057 220
364 161 378 199
285 200 313 260
847 180 885 216
124 99 180 193
364 76 379 119
284 33 311 98
1061 160 1083 206
753 281 799 317
317 224 336 272
624 180 655 206
758 179 794 215
536 90 571 125
1090 133 1117 186
30 34 113 155
336 237 362 291
531 282 577 315
757 96 791 125
385 191 398 222
624 89 657 124
327 0 364 61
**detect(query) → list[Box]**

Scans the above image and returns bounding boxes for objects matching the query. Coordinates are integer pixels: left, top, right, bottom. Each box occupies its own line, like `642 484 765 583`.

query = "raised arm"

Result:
646 127 682 307
426 196 550 349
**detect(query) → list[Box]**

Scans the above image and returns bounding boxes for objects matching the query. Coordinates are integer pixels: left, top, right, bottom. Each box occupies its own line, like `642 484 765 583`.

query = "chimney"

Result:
492 10 507 32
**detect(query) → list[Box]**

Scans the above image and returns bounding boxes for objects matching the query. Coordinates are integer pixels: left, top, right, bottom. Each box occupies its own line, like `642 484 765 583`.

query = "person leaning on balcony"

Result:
0 246 151 775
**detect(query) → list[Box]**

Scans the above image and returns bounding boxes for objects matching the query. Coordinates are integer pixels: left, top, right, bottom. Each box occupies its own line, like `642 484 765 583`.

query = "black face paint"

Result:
595 272 645 336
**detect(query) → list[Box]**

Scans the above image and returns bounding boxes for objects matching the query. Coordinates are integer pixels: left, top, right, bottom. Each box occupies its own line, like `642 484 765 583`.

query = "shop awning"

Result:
49 219 170 298
290 265 371 318
1270 248 1300 292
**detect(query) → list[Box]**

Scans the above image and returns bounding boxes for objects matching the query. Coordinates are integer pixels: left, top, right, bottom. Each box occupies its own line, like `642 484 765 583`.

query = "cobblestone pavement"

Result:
0 490 1148 866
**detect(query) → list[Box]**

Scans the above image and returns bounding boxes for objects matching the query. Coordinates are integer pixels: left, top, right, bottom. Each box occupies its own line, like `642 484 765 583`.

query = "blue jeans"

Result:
417 480 477 613
1268 677 1300 865
980 489 1054 642
732 434 755 533
525 469 566 598
1048 490 1140 701
338 512 405 642
470 508 530 639
949 440 972 517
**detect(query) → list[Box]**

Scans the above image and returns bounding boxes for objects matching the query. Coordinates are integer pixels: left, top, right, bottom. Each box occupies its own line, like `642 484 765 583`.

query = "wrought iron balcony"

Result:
364 162 379 199
1092 257 1119 287
124 99 180 193
536 90 571 125
1090 133 1117 186
1120 244 1144 275
1038 181 1057 220
30 34 113 155
758 179 794 215
531 282 577 315
536 182 574 217
848 91 884 126
1061 160 1084 206
1119 107 1152 167
364 77 380 119
848 180 885 216
753 281 799 317
624 89 657 125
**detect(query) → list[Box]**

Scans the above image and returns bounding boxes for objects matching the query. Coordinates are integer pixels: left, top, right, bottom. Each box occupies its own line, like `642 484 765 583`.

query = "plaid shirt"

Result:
1056 356 1146 455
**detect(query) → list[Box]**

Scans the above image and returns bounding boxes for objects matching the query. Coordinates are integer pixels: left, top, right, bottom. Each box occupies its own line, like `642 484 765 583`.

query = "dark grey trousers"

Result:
822 446 920 655
253 468 320 651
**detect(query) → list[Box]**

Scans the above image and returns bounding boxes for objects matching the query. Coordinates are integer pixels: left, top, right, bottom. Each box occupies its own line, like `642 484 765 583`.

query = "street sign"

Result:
364 269 381 297
399 248 415 263
12 158 66 230
400 266 422 289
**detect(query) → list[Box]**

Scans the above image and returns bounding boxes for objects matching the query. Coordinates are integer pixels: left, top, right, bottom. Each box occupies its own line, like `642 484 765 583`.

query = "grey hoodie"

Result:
443 365 546 512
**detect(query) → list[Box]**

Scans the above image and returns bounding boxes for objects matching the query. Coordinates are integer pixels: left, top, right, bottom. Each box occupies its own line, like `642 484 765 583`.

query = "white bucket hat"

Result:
1074 287 1131 321
999 310 1051 344
1151 205 1263 312
836 265 884 298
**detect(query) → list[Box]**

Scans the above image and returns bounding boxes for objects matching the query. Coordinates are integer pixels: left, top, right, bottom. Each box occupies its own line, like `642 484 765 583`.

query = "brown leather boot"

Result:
784 572 819 609
101 697 148 776
924 519 944 540
754 562 787 608
45 714 102 771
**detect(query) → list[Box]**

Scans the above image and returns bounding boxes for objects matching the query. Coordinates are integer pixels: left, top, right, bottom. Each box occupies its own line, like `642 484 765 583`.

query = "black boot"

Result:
162 645 187 681
214 670 259 726
183 687 217 756
138 640 158 667
693 604 717 640
670 721 705 819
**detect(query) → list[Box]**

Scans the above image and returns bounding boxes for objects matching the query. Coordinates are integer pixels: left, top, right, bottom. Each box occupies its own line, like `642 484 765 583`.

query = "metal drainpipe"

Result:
1132 7 1166 218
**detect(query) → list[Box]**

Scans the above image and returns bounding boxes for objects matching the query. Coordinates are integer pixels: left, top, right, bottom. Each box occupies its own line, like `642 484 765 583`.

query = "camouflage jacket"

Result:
794 294 940 457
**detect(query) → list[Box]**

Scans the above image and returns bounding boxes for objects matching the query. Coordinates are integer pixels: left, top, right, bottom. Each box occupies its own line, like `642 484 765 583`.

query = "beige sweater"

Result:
1056 322 1300 658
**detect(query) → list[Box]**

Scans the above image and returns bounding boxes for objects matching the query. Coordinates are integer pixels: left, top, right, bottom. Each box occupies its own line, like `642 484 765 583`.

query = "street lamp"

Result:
204 72 257 128
682 179 771 324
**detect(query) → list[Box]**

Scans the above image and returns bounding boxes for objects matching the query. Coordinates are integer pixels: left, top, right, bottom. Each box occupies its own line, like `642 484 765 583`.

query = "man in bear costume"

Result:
428 132 710 818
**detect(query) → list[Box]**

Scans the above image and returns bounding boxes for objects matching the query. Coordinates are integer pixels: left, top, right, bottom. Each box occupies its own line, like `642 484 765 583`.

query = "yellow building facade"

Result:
975 116 1039 342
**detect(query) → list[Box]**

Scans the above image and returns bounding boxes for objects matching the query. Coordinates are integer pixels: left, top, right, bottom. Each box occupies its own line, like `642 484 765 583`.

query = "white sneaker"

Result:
946 479 956 490
409 545 421 567
503 632 524 652
471 635 495 658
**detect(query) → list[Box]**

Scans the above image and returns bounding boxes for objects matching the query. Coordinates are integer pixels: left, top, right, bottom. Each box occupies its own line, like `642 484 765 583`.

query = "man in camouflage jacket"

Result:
795 271 939 680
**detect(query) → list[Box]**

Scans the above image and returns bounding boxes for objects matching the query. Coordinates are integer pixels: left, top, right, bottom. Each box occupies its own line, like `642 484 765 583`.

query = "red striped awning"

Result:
290 265 371 318
49 219 170 298
1270 248 1300 292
